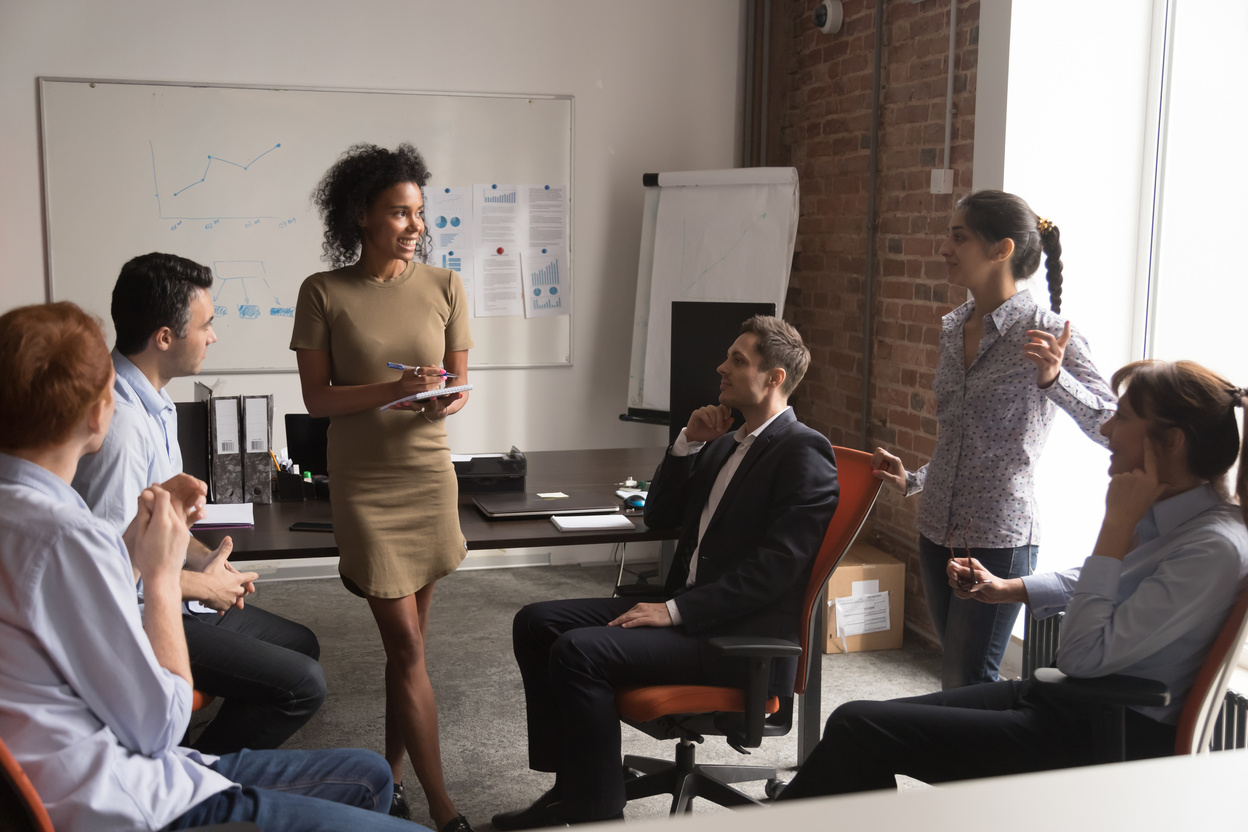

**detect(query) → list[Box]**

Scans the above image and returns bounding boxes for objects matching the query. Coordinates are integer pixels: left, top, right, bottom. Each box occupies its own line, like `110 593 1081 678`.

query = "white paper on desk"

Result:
832 590 890 638
451 453 505 462
474 253 523 317
193 503 255 527
552 514 635 532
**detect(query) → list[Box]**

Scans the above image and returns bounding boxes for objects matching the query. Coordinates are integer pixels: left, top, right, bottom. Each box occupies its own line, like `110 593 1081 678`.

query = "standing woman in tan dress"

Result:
290 143 474 832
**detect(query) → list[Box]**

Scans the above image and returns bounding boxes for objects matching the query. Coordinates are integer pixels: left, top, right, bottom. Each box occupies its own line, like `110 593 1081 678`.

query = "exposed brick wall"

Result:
777 0 980 644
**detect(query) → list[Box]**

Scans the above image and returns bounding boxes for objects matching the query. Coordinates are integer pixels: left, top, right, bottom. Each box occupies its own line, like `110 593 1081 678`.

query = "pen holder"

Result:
276 471 307 502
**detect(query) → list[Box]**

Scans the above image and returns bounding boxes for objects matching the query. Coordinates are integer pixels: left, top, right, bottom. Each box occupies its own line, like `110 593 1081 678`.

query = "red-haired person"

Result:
0 302 423 831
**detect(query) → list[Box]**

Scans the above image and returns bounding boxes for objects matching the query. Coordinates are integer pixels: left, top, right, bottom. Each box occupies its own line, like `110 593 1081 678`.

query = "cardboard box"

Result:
824 542 906 654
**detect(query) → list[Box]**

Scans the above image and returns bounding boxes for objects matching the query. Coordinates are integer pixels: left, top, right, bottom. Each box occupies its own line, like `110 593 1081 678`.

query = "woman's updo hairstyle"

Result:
313 143 432 268
1112 359 1248 525
955 189 1065 313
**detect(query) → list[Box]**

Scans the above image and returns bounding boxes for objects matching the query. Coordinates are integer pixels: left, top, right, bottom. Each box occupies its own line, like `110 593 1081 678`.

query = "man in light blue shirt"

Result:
72 253 325 754
0 301 417 831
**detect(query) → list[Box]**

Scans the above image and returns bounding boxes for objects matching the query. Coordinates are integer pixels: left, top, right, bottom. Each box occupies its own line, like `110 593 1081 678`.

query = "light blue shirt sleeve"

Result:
31 518 193 756
71 401 153 532
1021 567 1081 619
1056 532 1245 679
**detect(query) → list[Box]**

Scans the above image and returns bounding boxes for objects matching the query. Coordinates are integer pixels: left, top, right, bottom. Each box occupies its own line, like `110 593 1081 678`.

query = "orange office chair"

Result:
0 735 53 832
3 732 263 831
614 446 882 814
1032 582 1248 760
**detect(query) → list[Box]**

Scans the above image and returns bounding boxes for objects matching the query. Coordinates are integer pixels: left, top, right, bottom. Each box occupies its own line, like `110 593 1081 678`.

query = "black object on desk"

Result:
285 413 330 477
455 446 527 493
289 521 334 532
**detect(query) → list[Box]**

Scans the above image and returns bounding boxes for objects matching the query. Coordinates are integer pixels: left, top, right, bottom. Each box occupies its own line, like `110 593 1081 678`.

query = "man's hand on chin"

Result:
608 602 673 629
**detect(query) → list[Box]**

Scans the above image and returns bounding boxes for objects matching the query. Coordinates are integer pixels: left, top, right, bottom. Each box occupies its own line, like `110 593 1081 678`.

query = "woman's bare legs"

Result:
367 583 459 829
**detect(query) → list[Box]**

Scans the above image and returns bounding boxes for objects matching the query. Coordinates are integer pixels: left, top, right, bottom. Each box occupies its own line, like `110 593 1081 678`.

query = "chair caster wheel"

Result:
765 778 787 800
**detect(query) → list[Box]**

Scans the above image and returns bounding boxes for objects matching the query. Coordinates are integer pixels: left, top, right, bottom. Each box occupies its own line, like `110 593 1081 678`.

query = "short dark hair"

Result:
111 253 214 356
955 189 1066 313
739 315 810 396
313 143 433 268
0 302 112 451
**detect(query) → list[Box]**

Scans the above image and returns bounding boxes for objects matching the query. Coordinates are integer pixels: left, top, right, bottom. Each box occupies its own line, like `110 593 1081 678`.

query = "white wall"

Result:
0 0 746 455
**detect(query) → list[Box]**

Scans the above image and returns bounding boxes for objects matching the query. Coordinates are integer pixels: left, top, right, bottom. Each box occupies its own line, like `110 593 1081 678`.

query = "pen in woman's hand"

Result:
386 362 457 378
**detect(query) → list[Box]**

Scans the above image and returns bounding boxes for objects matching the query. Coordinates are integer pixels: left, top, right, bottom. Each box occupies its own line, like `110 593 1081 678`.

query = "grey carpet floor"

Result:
193 564 941 828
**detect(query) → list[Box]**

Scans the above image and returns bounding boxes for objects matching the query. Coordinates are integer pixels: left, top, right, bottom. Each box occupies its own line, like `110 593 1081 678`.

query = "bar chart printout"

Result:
522 249 569 318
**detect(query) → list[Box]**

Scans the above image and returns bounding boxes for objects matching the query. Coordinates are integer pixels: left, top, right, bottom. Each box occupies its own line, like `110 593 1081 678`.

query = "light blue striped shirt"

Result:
0 453 230 830
72 350 181 532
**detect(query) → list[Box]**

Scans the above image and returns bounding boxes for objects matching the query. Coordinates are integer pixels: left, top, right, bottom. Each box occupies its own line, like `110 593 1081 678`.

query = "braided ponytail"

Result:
1038 219 1064 314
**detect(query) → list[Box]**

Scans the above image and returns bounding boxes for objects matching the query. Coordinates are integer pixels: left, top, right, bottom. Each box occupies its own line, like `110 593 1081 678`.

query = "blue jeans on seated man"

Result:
918 535 1038 690
167 748 427 831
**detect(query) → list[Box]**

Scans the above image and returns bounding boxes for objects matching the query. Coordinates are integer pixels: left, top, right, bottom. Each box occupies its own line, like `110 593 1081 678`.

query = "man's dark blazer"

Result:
643 407 839 692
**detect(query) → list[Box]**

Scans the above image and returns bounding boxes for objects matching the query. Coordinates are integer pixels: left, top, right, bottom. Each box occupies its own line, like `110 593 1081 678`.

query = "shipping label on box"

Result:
825 543 906 654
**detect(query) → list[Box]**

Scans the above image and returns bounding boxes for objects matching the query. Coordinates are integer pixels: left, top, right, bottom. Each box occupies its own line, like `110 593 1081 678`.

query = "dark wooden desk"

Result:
197 447 677 559
199 444 823 764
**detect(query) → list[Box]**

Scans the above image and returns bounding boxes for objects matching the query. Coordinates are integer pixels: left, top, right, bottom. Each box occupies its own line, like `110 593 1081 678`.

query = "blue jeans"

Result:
918 535 1038 690
166 748 427 831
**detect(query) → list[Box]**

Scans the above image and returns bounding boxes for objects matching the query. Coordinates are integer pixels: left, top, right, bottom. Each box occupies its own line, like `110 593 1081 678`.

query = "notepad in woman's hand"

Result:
381 384 474 411
551 514 636 532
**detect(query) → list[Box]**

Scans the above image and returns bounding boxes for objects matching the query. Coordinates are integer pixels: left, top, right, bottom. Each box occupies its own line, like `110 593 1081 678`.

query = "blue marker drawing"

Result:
210 260 294 319
150 141 282 221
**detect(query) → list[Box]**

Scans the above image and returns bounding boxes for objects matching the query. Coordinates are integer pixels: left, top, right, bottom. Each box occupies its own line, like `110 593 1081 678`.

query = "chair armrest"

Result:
705 636 801 749
1032 667 1172 708
707 636 802 659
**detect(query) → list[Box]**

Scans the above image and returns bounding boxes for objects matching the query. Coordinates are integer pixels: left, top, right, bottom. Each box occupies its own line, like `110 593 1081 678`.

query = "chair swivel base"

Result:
623 740 775 814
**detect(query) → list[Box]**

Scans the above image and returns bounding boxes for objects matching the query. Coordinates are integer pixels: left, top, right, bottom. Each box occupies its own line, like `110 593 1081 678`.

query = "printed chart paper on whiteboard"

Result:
638 168 799 412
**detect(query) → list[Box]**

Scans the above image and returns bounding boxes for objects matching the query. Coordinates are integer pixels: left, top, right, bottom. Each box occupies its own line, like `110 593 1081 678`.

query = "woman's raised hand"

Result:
1105 439 1168 530
871 447 908 494
1024 320 1071 389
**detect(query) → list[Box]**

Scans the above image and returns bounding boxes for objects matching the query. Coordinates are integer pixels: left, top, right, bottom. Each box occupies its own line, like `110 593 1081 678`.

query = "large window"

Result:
986 1 1248 643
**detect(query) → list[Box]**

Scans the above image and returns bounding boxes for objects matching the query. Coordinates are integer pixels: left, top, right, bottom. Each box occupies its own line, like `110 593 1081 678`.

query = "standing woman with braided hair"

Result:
872 190 1117 689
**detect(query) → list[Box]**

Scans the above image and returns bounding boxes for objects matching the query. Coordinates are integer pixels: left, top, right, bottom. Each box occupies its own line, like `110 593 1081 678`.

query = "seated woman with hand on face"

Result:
777 359 1248 800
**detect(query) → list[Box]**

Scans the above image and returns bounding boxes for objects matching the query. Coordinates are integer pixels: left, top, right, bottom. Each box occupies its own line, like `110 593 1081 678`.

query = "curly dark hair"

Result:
312 143 433 268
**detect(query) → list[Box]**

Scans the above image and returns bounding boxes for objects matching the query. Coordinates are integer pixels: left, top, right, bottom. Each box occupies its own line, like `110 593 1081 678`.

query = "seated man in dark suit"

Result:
493 315 839 828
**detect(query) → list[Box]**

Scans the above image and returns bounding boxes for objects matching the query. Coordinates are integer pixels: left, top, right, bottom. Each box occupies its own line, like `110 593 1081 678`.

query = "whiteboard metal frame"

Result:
37 77 575 373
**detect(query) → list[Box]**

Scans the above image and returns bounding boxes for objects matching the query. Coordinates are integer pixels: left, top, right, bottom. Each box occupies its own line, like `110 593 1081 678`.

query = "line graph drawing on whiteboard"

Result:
149 140 283 222
211 260 294 320
679 212 768 295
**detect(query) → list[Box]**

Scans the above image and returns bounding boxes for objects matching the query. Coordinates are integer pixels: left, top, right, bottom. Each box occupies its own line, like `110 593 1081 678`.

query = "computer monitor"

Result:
284 413 330 477
669 300 776 445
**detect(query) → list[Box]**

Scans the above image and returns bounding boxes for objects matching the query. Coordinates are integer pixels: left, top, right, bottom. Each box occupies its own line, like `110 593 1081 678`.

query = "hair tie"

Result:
1037 217 1056 236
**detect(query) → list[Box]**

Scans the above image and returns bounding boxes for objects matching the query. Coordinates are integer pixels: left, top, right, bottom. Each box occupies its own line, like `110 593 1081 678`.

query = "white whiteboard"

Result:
39 78 573 372
627 168 800 411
